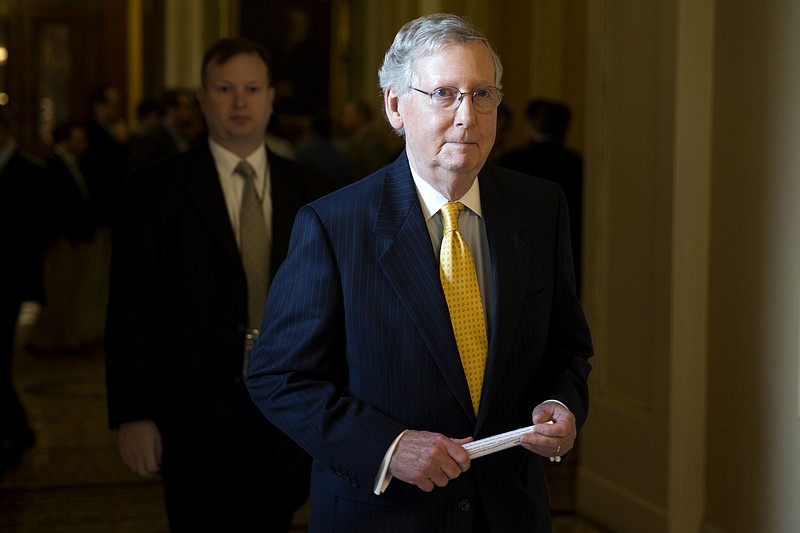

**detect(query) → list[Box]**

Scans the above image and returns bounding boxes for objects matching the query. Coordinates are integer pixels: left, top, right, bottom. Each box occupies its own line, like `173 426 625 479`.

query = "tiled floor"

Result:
0 303 608 532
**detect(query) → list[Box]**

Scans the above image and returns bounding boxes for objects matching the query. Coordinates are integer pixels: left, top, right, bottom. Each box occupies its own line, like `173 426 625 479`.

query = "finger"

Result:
416 478 435 492
531 422 561 438
440 461 463 481
532 401 559 422
429 470 451 488
143 455 160 475
532 410 555 425
448 446 471 472
533 401 574 424
130 458 149 476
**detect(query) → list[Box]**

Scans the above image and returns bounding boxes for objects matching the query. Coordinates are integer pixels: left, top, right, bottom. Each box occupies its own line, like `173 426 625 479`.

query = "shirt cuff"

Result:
544 399 569 410
372 430 408 495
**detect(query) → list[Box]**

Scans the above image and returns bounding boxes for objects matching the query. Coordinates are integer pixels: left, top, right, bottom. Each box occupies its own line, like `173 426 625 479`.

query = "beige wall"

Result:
578 0 800 531
578 0 680 530
706 0 800 531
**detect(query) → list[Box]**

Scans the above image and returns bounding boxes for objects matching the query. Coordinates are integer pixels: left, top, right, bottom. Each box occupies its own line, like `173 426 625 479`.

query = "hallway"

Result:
1 303 171 531
1 303 606 532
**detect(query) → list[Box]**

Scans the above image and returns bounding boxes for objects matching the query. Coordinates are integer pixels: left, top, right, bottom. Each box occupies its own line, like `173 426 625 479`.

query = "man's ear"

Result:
384 88 404 130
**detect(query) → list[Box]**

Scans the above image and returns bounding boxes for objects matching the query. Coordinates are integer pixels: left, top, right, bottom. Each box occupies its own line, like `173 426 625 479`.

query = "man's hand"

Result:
388 430 473 492
518 401 577 459
118 419 162 476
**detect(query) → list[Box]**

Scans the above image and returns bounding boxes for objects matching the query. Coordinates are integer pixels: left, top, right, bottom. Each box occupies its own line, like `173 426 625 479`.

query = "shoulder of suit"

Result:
125 145 210 192
269 149 337 196
483 163 565 203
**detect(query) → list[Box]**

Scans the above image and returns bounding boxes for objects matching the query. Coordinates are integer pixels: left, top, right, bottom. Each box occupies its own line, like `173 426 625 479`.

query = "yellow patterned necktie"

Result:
440 201 488 415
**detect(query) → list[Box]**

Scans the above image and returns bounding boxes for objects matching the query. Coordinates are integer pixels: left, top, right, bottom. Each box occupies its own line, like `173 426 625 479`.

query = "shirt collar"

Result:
207 137 267 179
409 164 483 222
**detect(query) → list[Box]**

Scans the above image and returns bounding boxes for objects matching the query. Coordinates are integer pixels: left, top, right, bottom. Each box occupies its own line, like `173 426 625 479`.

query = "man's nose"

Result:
233 88 247 106
454 93 477 125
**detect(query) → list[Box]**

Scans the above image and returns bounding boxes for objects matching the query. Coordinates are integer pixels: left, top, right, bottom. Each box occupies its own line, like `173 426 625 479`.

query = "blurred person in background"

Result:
0 108 49 476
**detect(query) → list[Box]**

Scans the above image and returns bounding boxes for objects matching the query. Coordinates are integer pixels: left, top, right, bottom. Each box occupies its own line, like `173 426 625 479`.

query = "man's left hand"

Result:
518 401 576 460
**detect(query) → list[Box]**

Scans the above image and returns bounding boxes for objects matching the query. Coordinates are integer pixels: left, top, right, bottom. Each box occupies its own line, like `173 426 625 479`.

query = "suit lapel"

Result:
477 165 534 423
375 154 477 421
183 146 242 269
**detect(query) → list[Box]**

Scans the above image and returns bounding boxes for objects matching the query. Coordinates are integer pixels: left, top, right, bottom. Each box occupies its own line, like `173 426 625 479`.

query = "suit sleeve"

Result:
105 169 165 428
540 185 593 430
246 205 406 491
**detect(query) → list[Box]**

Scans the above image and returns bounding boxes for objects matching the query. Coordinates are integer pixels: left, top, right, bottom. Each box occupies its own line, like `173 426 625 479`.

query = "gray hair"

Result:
378 13 503 97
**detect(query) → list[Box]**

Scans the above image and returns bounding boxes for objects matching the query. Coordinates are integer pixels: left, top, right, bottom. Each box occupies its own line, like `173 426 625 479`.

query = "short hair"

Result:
378 13 503 98
201 38 271 87
526 98 571 141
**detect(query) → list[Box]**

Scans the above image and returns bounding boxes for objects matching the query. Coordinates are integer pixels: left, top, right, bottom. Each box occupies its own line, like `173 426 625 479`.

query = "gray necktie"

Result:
235 160 270 331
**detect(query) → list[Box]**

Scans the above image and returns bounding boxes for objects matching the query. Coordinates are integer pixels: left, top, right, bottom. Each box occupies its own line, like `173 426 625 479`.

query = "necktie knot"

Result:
234 160 256 182
235 160 259 197
442 201 464 234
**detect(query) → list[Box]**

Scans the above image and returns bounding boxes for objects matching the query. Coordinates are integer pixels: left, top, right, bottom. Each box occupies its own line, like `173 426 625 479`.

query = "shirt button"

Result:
458 499 471 512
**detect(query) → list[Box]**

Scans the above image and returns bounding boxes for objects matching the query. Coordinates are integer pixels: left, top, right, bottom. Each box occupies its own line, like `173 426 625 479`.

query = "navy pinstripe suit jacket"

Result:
246 151 593 533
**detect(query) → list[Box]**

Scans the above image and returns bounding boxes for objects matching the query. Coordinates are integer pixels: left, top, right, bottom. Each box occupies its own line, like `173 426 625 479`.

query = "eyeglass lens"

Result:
421 86 502 111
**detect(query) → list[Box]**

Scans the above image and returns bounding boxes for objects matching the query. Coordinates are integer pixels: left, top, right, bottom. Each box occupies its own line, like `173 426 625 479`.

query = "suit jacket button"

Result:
458 499 471 512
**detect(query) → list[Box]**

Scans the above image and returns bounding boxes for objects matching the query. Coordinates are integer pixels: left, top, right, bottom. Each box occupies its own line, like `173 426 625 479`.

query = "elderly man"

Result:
247 13 592 533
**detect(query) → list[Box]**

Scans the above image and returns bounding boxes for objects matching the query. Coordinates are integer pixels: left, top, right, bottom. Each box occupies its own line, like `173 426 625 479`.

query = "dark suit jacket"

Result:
0 148 50 302
47 153 95 245
246 151 593 533
498 141 584 293
105 142 331 506
82 119 128 227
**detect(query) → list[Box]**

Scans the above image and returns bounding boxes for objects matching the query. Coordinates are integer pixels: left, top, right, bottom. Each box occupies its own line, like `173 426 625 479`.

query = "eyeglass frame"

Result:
409 86 504 113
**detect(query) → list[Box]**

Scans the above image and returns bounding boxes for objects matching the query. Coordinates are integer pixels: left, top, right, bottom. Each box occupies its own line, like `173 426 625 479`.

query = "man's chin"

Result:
440 154 485 175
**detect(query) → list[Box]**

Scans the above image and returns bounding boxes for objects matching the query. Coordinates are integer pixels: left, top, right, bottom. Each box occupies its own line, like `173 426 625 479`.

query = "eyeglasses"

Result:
410 86 504 113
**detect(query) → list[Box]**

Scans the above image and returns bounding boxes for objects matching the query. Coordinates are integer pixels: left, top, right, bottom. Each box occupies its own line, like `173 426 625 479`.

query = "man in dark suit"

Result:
0 109 48 475
105 38 330 531
498 98 584 295
82 84 129 229
127 88 199 173
246 13 593 533
27 121 101 354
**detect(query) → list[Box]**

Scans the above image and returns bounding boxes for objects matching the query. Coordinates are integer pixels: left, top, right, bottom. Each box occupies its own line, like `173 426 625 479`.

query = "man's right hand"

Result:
118 419 162 476
387 430 472 492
